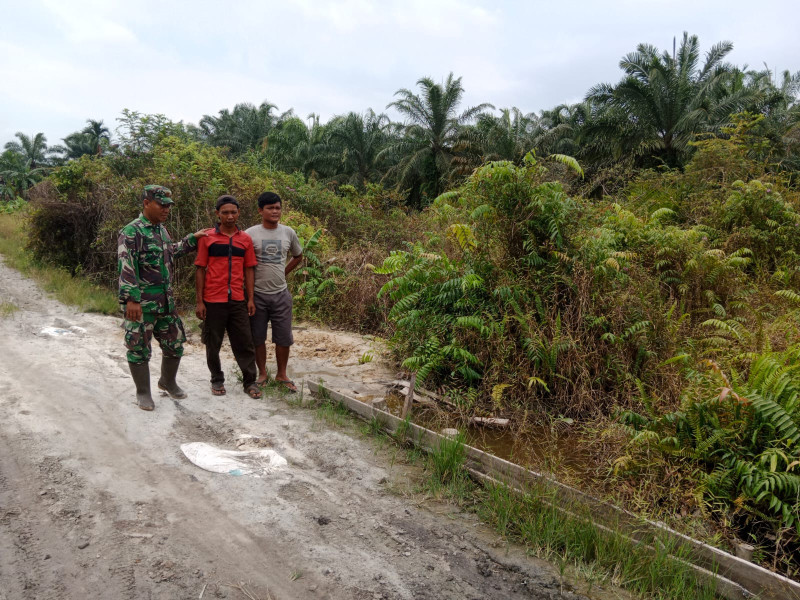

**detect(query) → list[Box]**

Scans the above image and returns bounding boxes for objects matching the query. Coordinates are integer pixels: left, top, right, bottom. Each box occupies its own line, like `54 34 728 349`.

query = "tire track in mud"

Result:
0 433 70 600
0 433 195 600
0 424 162 600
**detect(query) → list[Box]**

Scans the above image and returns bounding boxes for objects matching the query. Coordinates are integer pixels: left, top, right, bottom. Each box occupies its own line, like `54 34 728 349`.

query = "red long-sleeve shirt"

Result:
195 225 257 302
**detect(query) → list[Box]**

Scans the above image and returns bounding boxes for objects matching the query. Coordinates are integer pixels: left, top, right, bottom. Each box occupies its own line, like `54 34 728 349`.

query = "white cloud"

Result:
288 0 498 35
291 0 383 32
0 41 92 117
41 0 137 45
385 0 499 36
1 0 798 145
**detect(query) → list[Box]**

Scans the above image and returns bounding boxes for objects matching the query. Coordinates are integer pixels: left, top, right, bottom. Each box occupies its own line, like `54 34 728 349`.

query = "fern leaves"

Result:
447 223 477 252
624 348 800 537
547 153 584 178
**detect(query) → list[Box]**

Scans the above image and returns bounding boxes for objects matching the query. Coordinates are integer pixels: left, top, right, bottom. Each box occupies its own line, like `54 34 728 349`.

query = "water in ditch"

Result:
281 324 590 475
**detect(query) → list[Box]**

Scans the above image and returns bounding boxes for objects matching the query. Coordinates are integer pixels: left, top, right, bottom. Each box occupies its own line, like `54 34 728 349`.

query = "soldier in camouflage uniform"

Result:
118 184 208 411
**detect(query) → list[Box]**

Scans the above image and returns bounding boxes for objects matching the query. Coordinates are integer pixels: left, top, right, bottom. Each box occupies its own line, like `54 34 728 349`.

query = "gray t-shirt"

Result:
245 223 302 294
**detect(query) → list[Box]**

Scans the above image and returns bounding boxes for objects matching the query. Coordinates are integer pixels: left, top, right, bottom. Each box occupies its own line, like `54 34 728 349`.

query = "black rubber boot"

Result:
157 356 187 399
128 362 155 411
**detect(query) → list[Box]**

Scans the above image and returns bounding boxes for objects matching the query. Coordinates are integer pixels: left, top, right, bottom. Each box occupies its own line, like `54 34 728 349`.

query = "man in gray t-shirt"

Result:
245 192 303 392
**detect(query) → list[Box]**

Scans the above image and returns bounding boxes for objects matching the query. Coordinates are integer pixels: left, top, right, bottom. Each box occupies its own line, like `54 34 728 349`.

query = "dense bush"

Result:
373 140 800 572
27 137 417 317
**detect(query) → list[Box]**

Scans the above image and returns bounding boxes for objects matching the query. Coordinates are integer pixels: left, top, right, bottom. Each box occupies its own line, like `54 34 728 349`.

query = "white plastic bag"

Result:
180 442 287 477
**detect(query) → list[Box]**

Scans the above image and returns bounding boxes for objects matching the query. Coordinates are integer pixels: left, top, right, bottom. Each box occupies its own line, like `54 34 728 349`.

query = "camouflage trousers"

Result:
124 311 186 364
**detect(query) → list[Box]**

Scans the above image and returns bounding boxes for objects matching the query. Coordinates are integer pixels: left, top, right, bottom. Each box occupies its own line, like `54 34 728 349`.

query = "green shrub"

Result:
619 348 800 573
26 137 412 315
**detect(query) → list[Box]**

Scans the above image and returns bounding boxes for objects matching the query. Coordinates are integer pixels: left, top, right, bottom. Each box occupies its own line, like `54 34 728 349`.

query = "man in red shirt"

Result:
195 195 261 398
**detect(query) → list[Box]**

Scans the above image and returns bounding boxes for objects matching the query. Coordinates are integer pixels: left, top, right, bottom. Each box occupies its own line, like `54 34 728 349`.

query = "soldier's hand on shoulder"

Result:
193 229 211 239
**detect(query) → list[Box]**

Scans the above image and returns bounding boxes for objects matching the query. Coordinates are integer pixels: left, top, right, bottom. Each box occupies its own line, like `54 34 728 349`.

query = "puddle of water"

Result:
463 424 588 470
427 412 586 472
372 391 588 474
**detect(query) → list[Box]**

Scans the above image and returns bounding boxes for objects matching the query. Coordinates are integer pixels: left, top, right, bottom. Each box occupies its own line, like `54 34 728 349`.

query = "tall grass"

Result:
0 212 118 314
312 396 351 429
428 431 468 484
418 430 719 598
477 481 719 599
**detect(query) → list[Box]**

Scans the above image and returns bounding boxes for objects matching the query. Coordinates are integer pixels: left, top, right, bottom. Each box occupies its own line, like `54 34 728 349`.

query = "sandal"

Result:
276 379 297 393
211 382 226 396
245 383 262 399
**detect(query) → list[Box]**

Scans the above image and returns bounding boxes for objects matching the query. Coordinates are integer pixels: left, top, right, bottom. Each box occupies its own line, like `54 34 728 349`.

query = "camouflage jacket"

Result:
118 214 198 314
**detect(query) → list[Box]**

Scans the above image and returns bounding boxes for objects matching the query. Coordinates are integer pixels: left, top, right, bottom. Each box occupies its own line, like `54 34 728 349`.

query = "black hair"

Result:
257 191 282 209
215 194 239 210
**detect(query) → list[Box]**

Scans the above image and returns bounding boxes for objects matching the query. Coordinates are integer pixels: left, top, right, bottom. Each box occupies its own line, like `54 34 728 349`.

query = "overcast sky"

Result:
1 0 798 147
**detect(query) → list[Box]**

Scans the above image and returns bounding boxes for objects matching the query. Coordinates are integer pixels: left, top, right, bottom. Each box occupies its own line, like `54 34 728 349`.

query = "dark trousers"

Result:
201 300 257 388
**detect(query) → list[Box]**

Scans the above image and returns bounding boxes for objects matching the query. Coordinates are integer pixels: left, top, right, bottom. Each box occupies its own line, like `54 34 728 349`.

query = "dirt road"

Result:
0 258 594 600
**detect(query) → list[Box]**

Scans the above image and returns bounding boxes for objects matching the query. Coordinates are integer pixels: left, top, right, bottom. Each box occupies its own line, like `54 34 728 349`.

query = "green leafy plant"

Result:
0 196 26 214
620 348 800 556
295 228 345 310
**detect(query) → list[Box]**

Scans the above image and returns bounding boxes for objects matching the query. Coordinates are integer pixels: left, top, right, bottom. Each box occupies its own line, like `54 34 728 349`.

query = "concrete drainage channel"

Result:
306 381 800 600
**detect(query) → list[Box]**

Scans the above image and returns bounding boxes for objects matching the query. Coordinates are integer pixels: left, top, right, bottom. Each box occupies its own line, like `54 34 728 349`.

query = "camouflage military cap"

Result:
143 184 174 205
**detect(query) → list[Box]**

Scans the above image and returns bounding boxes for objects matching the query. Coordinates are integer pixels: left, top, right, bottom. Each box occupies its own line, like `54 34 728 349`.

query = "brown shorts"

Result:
250 288 293 347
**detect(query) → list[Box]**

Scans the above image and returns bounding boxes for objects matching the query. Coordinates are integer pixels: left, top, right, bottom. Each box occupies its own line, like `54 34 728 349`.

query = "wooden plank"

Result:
392 386 436 407
401 372 416 419
306 381 800 600
388 379 458 409
471 417 511 428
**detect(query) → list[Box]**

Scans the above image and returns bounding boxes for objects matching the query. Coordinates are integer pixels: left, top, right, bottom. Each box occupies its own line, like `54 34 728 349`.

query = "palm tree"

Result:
4 132 51 168
198 101 285 155
535 103 598 157
381 73 492 205
727 68 800 117
0 149 46 198
57 132 97 160
81 119 112 154
740 68 800 169
55 120 112 161
266 114 330 177
452 108 537 177
325 110 390 188
586 32 750 167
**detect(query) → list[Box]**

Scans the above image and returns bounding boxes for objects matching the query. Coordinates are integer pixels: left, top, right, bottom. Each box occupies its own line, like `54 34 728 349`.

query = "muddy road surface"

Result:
0 258 597 600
